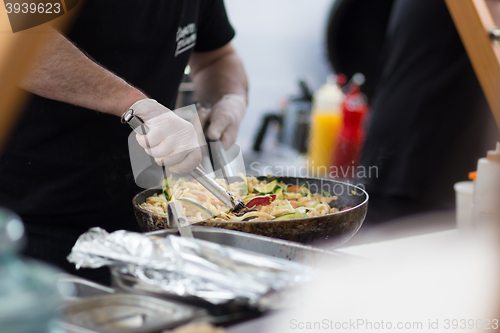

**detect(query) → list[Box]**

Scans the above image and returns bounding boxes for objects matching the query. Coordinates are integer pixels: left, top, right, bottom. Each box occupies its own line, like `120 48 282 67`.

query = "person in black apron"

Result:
0 0 248 284
360 0 498 224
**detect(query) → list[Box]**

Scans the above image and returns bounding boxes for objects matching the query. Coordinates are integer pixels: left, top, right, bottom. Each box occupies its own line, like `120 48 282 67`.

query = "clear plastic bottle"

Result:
307 75 344 176
0 208 62 333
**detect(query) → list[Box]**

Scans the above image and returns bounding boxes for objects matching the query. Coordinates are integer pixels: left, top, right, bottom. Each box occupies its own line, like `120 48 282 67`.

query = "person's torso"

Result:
0 0 207 227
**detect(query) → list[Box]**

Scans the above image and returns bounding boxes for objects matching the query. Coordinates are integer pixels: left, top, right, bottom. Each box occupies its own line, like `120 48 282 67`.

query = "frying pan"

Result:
132 176 368 247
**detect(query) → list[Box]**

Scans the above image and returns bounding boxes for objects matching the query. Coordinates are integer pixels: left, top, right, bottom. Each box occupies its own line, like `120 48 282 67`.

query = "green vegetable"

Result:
323 190 330 198
274 187 284 200
163 189 170 201
274 186 284 193
272 213 297 221
239 183 249 196
177 198 215 218
162 175 173 201
254 180 278 194
272 211 308 221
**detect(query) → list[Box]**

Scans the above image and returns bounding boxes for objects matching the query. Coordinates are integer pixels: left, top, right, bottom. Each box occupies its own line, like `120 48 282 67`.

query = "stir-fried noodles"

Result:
140 175 340 222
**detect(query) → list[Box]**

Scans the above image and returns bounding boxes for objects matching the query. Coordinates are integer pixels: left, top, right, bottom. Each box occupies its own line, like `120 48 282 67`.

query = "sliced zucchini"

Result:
177 198 215 218
274 186 284 193
274 187 284 200
272 213 296 221
272 211 308 221
254 180 278 194
295 211 308 218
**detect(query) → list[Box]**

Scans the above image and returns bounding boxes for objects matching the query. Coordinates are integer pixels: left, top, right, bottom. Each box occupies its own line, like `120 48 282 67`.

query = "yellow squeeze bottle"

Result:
307 76 344 176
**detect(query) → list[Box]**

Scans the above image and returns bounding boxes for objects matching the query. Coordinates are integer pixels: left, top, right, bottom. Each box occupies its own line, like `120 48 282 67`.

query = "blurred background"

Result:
215 0 499 241
225 0 333 145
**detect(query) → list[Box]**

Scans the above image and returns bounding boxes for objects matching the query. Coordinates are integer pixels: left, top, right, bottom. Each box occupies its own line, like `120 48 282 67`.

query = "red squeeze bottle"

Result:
330 91 368 178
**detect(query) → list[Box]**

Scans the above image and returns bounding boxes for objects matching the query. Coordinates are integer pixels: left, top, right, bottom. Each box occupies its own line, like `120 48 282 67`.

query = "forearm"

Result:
189 44 248 147
20 29 147 117
189 46 248 106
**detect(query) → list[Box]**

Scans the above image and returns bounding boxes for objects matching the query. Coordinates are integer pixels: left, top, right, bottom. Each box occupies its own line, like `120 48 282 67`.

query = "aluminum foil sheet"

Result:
67 228 312 305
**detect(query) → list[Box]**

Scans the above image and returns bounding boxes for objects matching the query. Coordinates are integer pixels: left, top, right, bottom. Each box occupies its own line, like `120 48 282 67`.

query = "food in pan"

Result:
140 175 340 222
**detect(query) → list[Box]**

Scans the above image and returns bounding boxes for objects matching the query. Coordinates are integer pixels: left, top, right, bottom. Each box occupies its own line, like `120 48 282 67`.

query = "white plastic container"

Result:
454 181 474 230
471 142 500 226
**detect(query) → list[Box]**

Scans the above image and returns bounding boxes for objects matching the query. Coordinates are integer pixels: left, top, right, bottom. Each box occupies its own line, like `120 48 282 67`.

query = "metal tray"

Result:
146 226 350 266
57 274 115 300
111 226 352 309
60 293 204 333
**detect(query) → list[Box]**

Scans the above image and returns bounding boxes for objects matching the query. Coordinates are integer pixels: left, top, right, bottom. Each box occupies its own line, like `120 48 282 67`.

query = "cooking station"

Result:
55 213 490 333
1 0 500 332
56 226 355 332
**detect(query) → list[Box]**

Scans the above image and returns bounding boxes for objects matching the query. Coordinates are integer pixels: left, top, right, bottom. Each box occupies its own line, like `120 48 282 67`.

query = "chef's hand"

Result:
205 94 246 149
129 99 202 174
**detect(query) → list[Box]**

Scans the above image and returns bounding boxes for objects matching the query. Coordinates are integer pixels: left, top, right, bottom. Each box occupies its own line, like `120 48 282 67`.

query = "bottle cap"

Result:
342 92 368 125
486 142 500 163
312 78 344 112
336 74 347 87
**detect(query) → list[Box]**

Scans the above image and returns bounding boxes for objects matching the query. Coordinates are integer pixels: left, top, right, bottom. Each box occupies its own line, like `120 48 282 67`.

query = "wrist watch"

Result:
121 108 149 135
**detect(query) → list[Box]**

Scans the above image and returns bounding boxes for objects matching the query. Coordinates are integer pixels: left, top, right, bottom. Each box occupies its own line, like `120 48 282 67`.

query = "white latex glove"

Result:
128 99 202 174
205 94 246 149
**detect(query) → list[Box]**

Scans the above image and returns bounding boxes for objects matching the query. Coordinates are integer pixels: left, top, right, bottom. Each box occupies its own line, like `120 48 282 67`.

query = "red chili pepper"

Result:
341 207 351 211
246 195 276 208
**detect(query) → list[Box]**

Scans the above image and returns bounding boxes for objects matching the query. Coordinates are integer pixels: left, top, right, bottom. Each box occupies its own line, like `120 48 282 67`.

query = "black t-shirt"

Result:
0 0 235 232
359 0 496 223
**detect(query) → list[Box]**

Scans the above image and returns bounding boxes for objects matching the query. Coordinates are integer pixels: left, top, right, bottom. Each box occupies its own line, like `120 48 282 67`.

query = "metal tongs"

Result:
122 109 246 213
190 164 245 212
167 202 193 238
